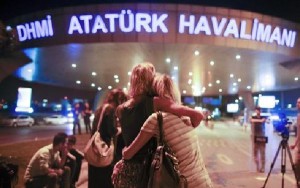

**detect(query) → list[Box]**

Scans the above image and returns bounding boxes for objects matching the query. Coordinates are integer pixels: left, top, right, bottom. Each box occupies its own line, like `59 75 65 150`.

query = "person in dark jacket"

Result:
65 135 84 187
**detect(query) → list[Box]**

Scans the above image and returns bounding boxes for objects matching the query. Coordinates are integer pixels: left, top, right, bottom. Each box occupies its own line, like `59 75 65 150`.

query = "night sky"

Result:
1 0 300 23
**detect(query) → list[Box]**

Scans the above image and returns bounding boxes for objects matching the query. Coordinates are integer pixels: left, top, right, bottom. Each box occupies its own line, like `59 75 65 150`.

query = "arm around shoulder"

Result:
154 97 203 127
122 131 153 160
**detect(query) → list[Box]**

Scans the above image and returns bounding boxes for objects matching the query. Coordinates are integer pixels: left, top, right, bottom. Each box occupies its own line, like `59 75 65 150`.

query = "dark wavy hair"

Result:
53 132 68 146
105 88 128 107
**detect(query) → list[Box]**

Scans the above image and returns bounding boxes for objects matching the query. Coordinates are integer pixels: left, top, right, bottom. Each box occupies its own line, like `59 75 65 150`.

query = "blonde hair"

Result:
152 73 181 103
129 62 155 97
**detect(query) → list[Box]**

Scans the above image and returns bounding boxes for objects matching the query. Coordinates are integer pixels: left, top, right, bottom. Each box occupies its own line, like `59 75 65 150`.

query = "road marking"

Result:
255 176 266 181
217 153 233 165
284 174 296 184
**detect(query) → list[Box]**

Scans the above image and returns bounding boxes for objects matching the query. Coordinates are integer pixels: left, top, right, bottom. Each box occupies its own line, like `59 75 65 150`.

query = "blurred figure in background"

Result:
243 108 250 132
203 109 214 129
83 102 93 134
72 103 82 135
250 107 266 173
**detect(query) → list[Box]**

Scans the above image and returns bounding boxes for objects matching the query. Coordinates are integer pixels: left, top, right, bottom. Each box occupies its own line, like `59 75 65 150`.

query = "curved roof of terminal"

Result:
0 0 300 96
1 0 300 23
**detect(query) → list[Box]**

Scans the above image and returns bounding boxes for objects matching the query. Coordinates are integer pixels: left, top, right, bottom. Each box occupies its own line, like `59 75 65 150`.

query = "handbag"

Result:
84 104 114 167
147 111 187 188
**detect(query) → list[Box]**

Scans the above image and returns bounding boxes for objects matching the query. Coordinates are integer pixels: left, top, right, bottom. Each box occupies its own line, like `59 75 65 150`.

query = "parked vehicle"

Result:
43 115 68 125
0 115 34 127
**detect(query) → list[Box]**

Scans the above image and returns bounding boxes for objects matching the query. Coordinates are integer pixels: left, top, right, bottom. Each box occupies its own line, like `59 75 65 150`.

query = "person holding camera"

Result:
250 107 267 173
290 97 300 181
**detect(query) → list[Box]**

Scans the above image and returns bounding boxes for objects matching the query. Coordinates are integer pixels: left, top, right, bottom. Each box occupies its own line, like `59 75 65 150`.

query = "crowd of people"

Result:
23 62 213 188
72 101 94 135
23 61 300 188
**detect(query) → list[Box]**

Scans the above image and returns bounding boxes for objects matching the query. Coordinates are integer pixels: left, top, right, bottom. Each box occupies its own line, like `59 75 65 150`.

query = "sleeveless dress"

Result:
112 96 155 188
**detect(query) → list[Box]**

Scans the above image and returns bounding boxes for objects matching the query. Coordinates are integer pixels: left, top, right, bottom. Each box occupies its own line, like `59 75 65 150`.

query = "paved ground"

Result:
75 120 299 188
76 161 88 188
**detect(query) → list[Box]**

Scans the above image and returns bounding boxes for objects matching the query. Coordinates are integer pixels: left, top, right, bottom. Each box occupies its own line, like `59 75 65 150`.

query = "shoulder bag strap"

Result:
157 111 188 188
96 104 109 132
157 111 164 146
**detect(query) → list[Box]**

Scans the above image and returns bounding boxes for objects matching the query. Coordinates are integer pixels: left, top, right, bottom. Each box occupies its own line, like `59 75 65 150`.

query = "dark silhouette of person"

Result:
83 102 92 134
72 103 82 135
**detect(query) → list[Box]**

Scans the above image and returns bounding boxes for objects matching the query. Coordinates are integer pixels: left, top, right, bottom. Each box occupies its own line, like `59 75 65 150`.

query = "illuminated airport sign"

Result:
14 8 298 48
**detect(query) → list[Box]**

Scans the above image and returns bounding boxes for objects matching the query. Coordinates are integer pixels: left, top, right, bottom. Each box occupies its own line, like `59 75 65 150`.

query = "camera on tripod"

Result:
262 112 299 188
273 113 292 139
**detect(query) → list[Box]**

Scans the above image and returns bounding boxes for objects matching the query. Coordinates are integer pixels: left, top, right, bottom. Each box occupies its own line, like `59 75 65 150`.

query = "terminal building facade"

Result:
0 1 299 115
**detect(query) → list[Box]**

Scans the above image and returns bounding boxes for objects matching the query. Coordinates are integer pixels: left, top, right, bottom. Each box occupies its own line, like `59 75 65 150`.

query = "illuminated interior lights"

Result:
166 58 171 63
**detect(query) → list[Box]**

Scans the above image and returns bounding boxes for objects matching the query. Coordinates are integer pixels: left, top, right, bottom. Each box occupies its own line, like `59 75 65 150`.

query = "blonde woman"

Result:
122 74 214 188
112 63 204 188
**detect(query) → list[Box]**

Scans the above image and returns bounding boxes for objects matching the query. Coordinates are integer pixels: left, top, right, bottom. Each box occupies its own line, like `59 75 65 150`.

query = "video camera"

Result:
273 113 292 138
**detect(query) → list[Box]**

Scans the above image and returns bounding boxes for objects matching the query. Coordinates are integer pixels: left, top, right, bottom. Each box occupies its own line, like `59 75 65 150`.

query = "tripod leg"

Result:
281 145 286 188
286 145 300 187
262 141 282 188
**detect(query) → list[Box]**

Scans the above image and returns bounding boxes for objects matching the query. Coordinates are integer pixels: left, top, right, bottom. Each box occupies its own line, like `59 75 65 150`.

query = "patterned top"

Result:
141 112 214 188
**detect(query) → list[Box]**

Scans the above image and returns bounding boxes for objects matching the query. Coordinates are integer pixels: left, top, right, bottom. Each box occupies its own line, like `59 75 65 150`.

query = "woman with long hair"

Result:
88 89 127 188
112 63 204 188
122 74 214 188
